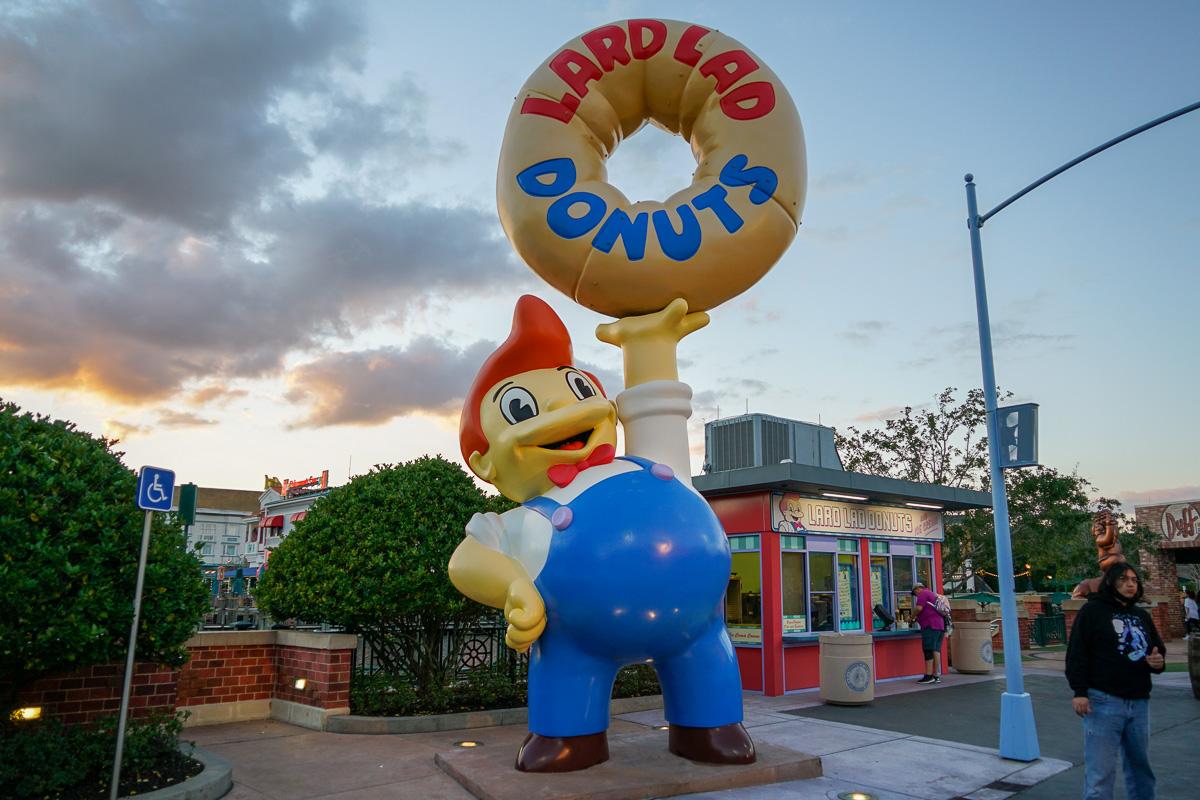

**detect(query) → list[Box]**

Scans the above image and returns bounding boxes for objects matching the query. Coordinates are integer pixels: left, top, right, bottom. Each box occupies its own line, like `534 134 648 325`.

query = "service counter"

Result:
775 629 934 692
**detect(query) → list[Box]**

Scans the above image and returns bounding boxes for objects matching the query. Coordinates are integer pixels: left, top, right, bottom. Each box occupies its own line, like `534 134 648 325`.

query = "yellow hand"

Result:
596 299 710 387
504 577 546 653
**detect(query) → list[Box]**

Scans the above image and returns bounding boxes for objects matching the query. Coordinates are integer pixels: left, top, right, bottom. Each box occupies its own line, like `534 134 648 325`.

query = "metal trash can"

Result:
950 621 994 674
819 632 874 705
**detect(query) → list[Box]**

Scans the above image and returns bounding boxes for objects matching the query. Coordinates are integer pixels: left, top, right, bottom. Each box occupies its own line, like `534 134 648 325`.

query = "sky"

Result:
1 0 1197 509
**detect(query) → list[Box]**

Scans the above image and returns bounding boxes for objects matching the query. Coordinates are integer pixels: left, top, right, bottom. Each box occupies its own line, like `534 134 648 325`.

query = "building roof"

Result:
171 486 262 514
693 462 993 512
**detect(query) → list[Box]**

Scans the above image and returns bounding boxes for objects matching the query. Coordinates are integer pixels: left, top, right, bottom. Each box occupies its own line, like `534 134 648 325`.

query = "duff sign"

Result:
1161 502 1200 545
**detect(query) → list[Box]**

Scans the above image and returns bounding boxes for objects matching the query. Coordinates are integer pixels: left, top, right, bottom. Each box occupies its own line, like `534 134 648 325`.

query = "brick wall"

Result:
1138 546 1184 638
273 642 351 709
6 662 177 725
5 630 356 730
176 637 275 708
990 609 1031 652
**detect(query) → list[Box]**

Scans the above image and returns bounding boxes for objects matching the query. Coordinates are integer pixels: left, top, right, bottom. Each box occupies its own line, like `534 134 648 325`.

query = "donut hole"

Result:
604 124 696 204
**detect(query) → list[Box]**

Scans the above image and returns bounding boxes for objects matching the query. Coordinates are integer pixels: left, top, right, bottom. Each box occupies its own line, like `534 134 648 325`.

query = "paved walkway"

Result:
188 648 1196 800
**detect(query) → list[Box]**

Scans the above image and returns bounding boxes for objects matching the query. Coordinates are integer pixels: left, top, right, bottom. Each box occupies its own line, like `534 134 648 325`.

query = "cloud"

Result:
842 320 890 346
103 419 149 440
926 320 1074 358
156 409 217 428
284 337 621 428
0 2 517 404
853 405 909 423
190 385 249 407
1112 485 1200 510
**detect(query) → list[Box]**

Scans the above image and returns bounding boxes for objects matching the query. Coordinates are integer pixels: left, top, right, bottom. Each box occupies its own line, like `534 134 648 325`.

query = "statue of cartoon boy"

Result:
450 295 753 772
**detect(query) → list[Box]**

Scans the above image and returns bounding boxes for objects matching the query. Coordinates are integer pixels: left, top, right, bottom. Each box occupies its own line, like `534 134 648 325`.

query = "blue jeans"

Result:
1082 689 1155 800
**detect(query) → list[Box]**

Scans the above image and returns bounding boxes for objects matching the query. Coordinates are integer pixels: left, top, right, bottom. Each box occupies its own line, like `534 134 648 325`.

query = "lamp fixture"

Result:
654 724 670 730
293 678 307 690
454 740 482 748
905 502 943 510
10 706 41 722
837 792 877 800
822 492 868 501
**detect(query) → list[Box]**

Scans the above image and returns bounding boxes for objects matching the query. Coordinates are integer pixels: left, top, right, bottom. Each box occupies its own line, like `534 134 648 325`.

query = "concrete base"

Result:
181 699 270 727
435 730 821 800
270 697 349 731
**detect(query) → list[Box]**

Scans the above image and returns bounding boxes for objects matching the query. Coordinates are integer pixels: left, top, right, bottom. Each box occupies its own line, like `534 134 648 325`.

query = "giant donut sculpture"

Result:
497 19 806 318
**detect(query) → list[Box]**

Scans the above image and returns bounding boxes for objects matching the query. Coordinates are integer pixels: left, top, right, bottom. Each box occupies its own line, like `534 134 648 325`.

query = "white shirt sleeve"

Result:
616 379 694 484
464 506 551 581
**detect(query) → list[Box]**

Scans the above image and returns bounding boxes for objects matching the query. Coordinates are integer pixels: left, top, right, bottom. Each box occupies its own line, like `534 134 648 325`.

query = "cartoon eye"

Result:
499 386 538 425
565 370 596 400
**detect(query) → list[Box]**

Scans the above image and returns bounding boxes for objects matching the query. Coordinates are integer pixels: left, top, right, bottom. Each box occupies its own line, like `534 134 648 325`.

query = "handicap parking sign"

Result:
137 466 176 512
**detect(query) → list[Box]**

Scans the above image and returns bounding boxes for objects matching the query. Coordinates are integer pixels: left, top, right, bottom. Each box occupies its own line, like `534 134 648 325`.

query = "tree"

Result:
835 387 1150 591
836 387 1007 489
0 402 209 713
254 456 510 693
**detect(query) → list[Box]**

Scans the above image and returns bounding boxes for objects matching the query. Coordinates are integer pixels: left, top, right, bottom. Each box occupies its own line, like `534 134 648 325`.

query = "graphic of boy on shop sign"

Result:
449 295 753 772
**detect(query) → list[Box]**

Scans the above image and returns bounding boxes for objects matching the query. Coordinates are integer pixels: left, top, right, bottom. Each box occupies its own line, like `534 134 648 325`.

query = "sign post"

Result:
110 466 175 800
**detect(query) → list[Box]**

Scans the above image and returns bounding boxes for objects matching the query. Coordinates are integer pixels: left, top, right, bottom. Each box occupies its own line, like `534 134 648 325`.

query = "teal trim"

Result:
915 543 933 555
729 534 760 551
781 534 806 550
869 540 890 554
838 538 858 552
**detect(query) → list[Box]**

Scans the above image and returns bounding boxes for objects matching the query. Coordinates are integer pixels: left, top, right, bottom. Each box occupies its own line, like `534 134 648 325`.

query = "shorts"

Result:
920 627 945 656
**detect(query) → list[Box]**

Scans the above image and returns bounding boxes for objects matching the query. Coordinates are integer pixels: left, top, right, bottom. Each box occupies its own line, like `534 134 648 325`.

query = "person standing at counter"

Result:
911 582 945 684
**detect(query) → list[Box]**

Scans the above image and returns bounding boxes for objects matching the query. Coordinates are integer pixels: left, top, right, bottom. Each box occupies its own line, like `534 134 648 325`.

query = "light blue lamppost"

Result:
964 99 1199 762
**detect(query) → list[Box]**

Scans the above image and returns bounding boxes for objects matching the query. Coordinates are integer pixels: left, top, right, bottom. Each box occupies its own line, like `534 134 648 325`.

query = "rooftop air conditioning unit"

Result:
703 413 843 473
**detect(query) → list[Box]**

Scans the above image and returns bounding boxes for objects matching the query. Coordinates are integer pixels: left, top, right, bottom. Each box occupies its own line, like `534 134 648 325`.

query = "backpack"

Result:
933 593 954 628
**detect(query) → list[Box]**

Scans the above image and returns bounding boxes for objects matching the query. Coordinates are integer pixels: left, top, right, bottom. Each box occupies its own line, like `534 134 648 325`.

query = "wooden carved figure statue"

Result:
1072 509 1126 598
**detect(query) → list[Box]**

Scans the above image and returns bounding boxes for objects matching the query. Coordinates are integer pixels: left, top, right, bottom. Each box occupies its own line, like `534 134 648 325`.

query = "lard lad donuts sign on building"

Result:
497 19 806 317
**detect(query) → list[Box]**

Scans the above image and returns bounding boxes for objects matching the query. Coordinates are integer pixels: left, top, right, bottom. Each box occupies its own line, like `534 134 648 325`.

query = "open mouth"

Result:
541 429 593 451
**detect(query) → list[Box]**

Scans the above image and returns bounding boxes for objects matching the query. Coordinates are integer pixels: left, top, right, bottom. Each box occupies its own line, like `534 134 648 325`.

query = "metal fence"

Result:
1030 613 1067 647
350 614 527 678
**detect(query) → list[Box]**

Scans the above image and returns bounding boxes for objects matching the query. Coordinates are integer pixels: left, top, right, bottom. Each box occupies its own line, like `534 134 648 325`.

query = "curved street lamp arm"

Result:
978 99 1200 226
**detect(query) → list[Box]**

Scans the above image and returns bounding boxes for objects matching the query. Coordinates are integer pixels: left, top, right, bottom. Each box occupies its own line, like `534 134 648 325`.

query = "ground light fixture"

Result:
10 706 42 722
821 492 869 502
293 678 307 690
835 792 876 800
654 724 670 730
905 502 943 510
454 741 482 748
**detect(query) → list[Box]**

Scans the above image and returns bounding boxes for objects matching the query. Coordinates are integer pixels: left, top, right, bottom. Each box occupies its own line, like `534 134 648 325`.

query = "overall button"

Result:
650 463 675 481
551 506 573 530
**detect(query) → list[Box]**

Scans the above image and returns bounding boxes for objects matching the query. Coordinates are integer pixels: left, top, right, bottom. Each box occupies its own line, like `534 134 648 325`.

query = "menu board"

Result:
838 562 856 627
783 615 807 633
727 625 762 645
871 565 886 609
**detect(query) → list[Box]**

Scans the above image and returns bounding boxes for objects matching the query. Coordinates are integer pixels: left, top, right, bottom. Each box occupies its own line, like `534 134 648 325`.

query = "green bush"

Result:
256 456 511 692
0 712 196 799
0 402 210 711
613 664 662 699
349 661 662 717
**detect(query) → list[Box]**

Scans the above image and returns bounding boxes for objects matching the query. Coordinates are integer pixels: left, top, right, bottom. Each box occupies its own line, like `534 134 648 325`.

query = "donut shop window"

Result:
780 535 807 634
725 535 762 645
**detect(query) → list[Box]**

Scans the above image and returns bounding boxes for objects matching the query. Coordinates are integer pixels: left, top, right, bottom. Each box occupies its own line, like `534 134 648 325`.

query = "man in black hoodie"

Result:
1066 562 1166 800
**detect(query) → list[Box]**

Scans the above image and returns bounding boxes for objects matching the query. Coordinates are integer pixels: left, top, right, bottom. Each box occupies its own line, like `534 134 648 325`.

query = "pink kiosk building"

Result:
694 414 991 696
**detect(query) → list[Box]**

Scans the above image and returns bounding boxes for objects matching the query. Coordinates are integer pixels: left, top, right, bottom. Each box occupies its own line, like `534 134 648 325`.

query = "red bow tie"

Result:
546 443 616 488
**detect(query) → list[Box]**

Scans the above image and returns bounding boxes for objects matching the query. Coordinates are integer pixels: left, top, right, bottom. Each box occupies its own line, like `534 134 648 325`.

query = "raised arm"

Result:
596 299 709 477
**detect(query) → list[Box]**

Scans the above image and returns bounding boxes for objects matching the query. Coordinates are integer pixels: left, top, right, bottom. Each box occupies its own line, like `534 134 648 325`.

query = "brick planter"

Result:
4 662 177 725
4 630 357 732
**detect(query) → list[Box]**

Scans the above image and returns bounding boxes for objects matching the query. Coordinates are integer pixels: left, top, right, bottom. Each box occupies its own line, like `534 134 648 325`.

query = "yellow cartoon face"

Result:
468 366 618 502
782 496 804 527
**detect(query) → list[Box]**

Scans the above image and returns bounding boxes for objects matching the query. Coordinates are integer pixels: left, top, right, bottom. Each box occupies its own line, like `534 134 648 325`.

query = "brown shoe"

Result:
669 722 756 764
515 731 609 772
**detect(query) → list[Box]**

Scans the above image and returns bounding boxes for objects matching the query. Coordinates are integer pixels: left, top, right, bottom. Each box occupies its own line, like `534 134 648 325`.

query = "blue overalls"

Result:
523 456 743 737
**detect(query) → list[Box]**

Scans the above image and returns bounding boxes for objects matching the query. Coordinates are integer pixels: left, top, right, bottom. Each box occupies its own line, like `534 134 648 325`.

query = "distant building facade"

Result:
1135 498 1200 638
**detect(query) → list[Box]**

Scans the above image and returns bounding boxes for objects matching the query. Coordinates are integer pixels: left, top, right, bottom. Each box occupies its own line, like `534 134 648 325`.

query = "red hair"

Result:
459 295 604 462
